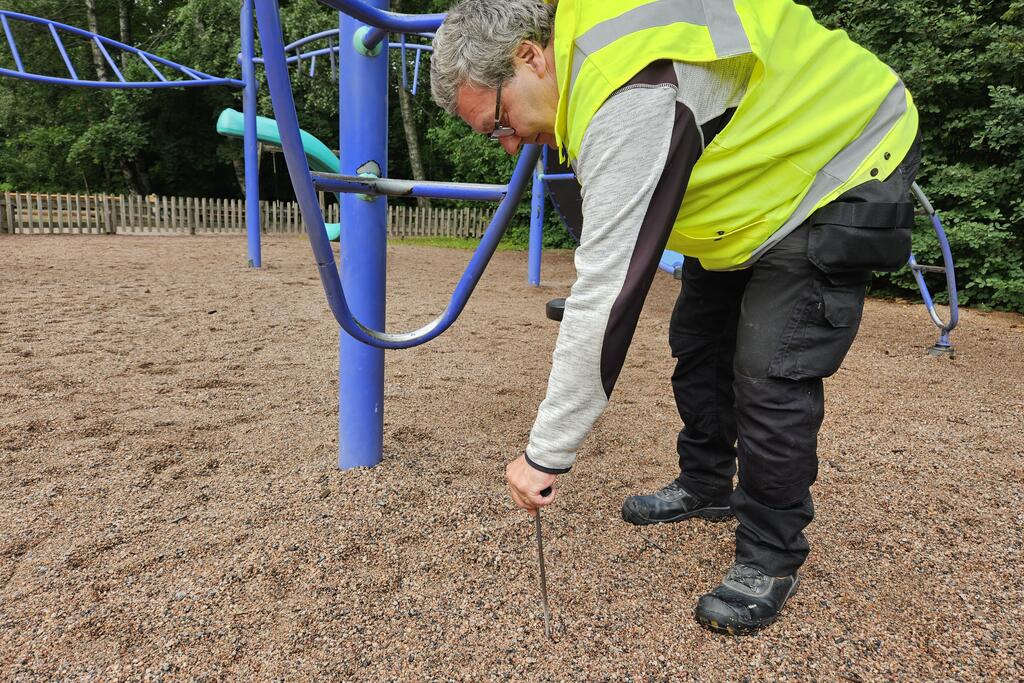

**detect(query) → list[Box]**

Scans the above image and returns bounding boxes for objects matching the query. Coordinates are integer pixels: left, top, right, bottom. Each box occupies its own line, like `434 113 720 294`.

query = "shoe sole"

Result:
620 502 734 526
694 576 801 636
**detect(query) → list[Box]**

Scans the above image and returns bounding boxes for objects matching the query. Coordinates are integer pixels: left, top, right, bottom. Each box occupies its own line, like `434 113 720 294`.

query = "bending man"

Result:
430 0 920 635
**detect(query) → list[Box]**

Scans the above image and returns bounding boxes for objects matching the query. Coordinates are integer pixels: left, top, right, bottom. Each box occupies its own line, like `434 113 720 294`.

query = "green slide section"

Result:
216 108 341 240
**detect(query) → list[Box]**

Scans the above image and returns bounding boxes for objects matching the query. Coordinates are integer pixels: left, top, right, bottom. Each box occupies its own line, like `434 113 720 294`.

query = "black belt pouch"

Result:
807 201 915 274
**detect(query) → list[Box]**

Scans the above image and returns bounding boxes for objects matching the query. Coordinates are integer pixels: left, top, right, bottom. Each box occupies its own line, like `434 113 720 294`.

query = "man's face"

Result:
453 40 559 155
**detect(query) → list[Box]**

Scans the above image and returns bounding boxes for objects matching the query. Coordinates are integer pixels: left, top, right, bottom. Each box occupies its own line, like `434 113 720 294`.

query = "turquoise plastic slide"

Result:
216 108 341 240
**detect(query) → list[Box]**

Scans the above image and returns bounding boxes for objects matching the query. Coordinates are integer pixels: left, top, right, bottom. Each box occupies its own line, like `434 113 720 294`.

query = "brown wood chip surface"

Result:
1 235 1021 681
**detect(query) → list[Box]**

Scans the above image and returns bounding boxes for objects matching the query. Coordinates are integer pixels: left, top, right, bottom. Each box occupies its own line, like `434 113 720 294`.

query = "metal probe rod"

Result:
534 486 553 640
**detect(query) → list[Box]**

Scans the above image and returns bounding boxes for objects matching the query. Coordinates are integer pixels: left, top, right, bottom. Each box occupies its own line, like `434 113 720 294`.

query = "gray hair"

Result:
430 0 557 115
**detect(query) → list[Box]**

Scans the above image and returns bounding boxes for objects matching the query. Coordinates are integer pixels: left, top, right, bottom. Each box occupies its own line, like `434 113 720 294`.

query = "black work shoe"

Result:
620 480 733 525
694 563 800 635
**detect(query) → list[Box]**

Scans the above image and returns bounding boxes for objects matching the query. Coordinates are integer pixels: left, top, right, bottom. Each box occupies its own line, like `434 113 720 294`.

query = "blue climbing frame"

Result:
1 5 261 263
1 0 539 470
254 0 542 468
1 5 434 271
3 1 961 472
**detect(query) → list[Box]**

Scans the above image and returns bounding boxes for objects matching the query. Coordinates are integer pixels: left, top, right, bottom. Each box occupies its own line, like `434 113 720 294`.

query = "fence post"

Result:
100 193 107 234
102 194 111 234
34 193 42 234
2 192 9 234
97 192 105 235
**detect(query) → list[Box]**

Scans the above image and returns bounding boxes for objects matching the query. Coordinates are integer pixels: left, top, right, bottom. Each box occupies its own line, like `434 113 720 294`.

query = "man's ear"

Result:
516 41 548 77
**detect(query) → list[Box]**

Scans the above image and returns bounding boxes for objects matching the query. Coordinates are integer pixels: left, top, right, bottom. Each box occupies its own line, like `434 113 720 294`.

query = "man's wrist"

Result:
524 451 571 475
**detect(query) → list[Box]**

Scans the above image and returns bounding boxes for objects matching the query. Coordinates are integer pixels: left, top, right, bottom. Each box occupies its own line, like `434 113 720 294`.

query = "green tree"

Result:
807 0 1024 311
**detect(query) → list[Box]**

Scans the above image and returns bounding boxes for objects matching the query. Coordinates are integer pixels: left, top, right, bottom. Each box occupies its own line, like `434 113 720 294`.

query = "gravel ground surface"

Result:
1 234 1022 681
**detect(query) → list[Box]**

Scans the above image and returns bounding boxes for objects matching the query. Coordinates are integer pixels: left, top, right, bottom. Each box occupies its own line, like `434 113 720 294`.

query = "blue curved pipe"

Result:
908 182 959 349
313 0 444 34
254 0 540 350
0 10 244 89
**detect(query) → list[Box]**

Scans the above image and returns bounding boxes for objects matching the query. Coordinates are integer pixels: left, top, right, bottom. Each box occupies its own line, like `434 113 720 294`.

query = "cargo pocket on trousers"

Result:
768 280 866 381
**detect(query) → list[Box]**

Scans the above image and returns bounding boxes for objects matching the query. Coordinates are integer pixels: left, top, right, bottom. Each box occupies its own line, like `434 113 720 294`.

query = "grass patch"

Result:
387 236 528 252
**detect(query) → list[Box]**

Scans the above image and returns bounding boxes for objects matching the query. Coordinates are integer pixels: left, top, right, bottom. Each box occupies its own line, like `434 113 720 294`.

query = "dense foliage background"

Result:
1 0 1021 310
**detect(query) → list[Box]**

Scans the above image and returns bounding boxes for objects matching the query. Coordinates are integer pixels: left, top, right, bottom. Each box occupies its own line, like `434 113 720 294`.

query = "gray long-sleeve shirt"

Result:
525 57 754 474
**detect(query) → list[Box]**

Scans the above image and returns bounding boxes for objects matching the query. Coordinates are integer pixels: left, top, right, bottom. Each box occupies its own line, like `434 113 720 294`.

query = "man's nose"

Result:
500 136 522 155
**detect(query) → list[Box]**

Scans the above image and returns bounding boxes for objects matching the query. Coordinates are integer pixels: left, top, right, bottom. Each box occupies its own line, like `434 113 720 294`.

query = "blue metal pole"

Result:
241 0 262 268
312 173 508 201
338 4 388 469
528 149 545 286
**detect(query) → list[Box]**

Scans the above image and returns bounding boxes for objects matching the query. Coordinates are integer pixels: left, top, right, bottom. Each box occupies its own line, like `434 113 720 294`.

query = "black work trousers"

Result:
669 143 920 577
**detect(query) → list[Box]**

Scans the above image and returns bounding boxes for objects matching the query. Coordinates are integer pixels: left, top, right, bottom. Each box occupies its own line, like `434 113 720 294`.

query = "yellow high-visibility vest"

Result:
550 0 920 270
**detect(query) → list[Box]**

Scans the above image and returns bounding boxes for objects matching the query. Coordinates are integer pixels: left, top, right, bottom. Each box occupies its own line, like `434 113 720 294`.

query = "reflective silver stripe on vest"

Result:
569 0 751 95
703 0 750 57
739 80 910 269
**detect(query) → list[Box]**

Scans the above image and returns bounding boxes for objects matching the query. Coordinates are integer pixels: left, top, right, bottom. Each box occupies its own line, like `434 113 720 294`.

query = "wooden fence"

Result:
0 191 492 239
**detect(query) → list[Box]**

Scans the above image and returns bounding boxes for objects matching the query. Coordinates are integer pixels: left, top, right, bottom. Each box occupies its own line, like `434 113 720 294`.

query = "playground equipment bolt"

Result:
353 26 384 57
534 486 553 641
357 172 381 202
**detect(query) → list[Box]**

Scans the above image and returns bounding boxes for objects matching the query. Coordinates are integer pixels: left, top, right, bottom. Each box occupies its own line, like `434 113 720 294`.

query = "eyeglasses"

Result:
489 84 517 140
